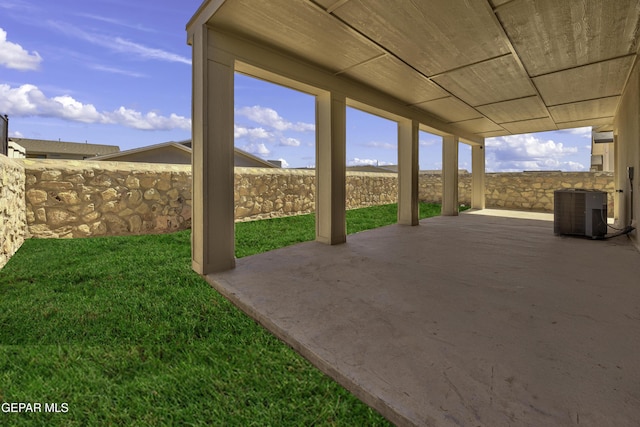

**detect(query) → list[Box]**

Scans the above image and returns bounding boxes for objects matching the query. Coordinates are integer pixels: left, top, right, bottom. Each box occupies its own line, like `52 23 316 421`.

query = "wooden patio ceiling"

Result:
203 0 640 138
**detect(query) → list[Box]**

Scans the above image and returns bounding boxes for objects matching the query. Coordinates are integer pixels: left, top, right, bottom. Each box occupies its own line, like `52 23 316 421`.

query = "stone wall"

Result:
20 159 616 239
234 168 315 221
419 171 615 214
0 155 26 269
484 171 615 214
22 159 191 238
234 168 399 221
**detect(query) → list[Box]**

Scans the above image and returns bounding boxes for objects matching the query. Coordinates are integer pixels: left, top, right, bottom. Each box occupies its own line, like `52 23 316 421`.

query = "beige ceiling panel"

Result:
314 0 340 8
415 97 482 123
478 130 510 138
500 117 558 134
533 56 633 106
211 0 383 73
452 118 504 134
490 0 514 7
477 96 549 123
556 117 615 130
344 55 448 105
548 97 620 123
330 0 511 76
433 55 536 106
497 0 640 76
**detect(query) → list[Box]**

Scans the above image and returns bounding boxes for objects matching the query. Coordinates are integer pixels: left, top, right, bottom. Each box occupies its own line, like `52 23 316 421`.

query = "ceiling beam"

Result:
211 29 484 143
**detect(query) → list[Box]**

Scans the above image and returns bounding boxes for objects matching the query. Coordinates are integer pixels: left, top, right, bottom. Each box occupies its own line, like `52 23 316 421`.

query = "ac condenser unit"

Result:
554 189 608 238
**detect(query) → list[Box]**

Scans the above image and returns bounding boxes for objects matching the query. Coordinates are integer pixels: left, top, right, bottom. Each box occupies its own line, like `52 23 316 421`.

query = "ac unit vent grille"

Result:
554 189 607 238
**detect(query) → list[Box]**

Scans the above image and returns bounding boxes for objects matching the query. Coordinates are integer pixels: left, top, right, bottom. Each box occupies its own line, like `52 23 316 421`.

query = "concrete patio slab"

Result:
206 212 640 426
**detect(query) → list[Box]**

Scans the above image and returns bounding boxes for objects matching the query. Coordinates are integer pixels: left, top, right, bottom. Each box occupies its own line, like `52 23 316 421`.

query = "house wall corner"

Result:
0 155 26 269
614 60 640 250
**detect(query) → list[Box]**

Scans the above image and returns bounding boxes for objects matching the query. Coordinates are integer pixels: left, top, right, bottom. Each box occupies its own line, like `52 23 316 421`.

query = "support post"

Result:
398 119 419 225
191 26 236 274
315 91 347 244
471 143 486 210
613 134 620 221
442 135 459 216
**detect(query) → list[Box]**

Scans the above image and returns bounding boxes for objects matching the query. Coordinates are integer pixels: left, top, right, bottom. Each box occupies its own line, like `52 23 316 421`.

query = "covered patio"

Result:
187 1 640 425
187 0 640 273
207 212 640 426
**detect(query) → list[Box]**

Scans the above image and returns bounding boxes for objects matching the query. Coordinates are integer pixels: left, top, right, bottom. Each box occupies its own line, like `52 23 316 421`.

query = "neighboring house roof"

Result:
233 146 280 168
10 138 120 157
93 141 192 164
93 139 280 168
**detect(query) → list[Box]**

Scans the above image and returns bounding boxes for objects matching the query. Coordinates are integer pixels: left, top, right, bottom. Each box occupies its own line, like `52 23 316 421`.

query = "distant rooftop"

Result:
10 138 120 157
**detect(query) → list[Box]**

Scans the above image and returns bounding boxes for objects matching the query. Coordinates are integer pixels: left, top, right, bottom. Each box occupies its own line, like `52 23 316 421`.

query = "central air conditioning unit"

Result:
554 189 608 238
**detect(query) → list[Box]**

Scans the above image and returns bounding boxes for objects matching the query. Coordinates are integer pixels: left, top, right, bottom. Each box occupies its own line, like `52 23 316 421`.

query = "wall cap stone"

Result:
18 159 191 174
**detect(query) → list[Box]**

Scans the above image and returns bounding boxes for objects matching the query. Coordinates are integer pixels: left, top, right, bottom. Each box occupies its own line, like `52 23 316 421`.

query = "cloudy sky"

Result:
1 0 592 171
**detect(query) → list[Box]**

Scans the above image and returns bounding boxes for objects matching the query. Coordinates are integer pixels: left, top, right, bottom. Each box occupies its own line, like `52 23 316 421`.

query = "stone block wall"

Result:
234 168 316 221
20 159 616 239
234 169 398 221
418 171 472 205
346 172 398 208
483 171 615 214
22 159 191 238
0 155 26 269
419 171 615 214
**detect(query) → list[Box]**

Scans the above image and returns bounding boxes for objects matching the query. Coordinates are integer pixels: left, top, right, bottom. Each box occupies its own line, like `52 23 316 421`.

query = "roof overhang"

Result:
188 0 640 139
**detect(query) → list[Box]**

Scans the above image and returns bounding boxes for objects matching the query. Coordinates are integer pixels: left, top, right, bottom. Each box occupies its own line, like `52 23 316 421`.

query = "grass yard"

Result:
0 203 449 426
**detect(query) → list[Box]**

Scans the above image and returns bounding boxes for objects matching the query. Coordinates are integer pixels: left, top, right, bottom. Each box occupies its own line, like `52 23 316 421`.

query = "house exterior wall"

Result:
0 154 26 269
614 59 640 249
20 159 615 239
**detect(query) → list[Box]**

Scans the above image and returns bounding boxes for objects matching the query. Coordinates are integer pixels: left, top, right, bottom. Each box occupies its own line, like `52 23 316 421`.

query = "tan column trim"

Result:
316 91 347 244
442 135 459 216
398 119 419 225
192 25 236 274
471 143 486 210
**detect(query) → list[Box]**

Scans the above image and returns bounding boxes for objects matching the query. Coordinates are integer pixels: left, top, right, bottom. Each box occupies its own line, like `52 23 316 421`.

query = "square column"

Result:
315 91 347 244
398 119 419 225
442 135 459 216
471 143 486 210
191 26 236 274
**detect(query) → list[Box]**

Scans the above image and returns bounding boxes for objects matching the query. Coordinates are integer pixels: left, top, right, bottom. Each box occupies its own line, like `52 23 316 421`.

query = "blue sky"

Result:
1 0 593 171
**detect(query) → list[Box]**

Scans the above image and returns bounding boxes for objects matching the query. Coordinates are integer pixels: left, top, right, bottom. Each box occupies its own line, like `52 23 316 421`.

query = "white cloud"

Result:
89 64 146 78
105 107 191 130
364 141 395 150
280 137 301 147
485 133 585 172
0 83 190 130
419 138 439 147
76 13 156 33
277 158 290 168
47 20 191 65
564 126 592 138
112 37 191 65
348 157 393 166
49 94 103 123
234 124 272 140
0 28 42 71
236 106 315 132
241 142 270 156
9 130 24 138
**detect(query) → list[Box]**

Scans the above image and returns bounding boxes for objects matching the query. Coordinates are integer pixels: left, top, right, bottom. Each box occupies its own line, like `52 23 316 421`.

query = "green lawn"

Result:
0 203 451 426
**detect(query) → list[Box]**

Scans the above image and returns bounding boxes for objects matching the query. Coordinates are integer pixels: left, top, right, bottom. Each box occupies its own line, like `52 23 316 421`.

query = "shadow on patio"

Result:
206 211 640 426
